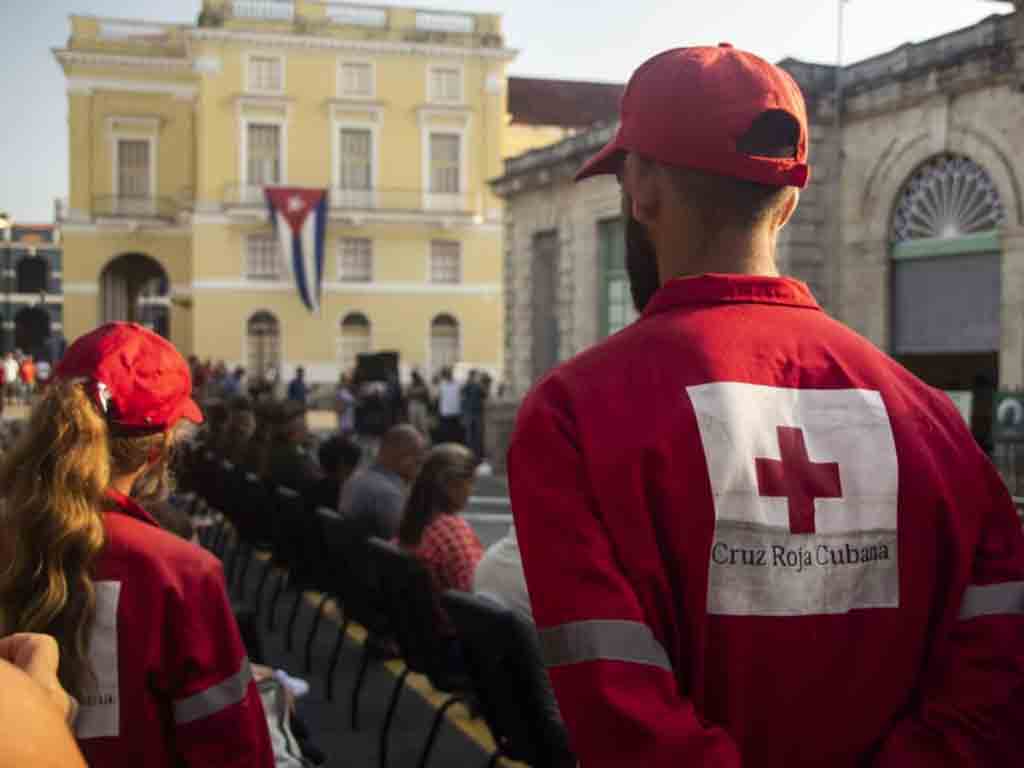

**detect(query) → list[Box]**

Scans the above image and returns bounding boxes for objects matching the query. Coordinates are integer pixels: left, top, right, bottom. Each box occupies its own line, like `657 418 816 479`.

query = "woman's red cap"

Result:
55 322 203 429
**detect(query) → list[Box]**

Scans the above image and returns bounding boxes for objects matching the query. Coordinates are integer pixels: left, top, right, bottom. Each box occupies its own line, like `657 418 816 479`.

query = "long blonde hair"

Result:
0 380 173 699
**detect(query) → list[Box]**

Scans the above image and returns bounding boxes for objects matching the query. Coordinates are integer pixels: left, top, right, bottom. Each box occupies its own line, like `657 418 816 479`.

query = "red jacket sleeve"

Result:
874 448 1024 766
509 382 742 768
160 557 274 768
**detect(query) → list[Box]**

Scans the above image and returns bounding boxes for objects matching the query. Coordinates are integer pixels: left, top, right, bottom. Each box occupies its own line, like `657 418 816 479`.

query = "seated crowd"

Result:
0 324 544 767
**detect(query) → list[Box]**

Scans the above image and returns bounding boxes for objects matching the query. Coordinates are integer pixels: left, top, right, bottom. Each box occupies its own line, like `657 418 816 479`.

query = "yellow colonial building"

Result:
55 0 515 384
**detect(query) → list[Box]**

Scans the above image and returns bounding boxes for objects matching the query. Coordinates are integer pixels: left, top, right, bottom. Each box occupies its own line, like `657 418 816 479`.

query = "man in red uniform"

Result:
509 45 1024 767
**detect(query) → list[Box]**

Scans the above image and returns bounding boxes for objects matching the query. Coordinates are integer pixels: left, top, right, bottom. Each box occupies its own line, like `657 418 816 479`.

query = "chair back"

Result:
195 450 220 509
272 487 306 574
441 591 576 768
320 515 391 638
219 461 245 524
238 472 273 544
365 538 462 689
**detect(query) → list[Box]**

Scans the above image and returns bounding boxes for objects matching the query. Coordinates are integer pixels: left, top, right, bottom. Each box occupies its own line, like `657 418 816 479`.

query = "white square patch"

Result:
76 581 121 739
687 383 900 616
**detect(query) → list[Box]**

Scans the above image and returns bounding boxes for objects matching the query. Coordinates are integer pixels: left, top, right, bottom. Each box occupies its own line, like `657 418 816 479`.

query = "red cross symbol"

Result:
755 426 843 534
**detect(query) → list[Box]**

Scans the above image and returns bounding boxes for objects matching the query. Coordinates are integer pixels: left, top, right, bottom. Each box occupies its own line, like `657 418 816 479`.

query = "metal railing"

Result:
231 0 295 21
324 2 388 27
92 196 183 222
222 184 475 215
414 10 475 34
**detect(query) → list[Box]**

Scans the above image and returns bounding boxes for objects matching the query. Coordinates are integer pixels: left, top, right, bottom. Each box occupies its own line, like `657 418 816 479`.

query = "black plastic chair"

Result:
365 538 475 768
442 592 576 768
231 473 274 600
269 487 334 666
321 518 397 726
255 486 301 633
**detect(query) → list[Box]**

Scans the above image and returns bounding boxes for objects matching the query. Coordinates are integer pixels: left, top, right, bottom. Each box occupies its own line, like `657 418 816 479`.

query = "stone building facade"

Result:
492 8 1024 437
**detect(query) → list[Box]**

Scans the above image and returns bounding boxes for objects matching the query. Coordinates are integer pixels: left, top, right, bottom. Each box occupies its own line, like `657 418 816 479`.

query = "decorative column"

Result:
838 238 890 350
1000 226 1024 390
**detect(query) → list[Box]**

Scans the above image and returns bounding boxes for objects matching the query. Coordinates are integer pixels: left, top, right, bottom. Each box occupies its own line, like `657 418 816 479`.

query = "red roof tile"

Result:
508 76 624 129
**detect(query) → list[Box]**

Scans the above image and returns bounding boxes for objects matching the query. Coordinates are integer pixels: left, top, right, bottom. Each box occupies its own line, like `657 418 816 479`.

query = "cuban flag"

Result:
265 187 328 313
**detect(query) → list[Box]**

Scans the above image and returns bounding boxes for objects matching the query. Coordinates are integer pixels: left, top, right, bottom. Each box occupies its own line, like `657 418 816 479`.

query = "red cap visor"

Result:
575 135 627 182
179 397 204 425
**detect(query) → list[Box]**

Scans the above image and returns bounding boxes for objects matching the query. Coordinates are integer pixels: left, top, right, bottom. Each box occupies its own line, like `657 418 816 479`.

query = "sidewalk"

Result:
238 557 508 767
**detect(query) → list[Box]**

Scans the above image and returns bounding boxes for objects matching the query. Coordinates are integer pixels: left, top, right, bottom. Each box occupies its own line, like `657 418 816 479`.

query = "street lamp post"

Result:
831 1 849 321
0 213 11 355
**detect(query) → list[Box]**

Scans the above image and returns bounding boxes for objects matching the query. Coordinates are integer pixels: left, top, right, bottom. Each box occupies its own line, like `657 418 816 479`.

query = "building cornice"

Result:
188 28 517 61
66 76 198 98
492 122 617 196
189 279 501 296
54 48 191 73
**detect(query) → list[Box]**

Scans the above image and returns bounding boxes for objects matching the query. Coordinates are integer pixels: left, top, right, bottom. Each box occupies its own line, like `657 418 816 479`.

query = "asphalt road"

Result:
467 472 511 549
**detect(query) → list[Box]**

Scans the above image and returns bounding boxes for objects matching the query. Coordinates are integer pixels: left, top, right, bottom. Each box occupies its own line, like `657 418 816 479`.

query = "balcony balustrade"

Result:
222 183 472 216
231 0 295 21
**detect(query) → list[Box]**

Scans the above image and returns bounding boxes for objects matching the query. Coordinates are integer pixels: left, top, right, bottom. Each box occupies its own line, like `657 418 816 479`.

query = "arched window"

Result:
889 154 1005 367
100 252 170 336
16 256 49 295
247 311 281 381
430 313 460 375
339 312 371 375
891 154 1006 243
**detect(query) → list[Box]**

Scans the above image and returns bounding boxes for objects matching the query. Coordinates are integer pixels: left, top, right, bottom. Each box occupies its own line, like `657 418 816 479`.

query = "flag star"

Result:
287 195 306 213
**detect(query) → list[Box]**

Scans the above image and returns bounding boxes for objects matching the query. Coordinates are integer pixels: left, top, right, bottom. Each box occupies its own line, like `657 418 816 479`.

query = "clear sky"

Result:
0 0 1015 223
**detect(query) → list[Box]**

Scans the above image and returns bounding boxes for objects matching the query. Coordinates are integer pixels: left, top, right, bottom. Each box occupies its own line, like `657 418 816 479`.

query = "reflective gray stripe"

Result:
540 620 671 671
173 657 252 725
959 582 1024 620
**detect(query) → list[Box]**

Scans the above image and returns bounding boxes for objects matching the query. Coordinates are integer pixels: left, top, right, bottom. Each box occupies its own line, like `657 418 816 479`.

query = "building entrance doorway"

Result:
100 253 170 337
13 306 51 360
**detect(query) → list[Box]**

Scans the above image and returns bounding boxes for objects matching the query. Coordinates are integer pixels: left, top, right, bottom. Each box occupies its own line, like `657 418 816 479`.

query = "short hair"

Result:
380 424 424 459
229 395 253 413
319 435 362 474
665 109 801 230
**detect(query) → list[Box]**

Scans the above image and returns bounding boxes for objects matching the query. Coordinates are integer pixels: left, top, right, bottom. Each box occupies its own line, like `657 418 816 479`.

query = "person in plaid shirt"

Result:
398 443 483 595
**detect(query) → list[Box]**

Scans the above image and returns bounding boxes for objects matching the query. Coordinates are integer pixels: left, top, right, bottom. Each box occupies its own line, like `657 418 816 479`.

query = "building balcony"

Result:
198 2 506 51
230 0 295 21
323 3 388 28
91 196 187 224
222 183 475 219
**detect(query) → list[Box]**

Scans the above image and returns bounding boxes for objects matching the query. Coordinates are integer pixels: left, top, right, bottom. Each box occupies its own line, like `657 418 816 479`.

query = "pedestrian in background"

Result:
407 369 433 440
437 366 463 444
461 370 485 459
19 354 36 404
287 365 308 405
335 372 356 436
3 353 18 405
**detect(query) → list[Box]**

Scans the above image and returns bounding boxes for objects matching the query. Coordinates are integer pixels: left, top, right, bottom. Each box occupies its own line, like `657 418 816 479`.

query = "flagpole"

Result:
830 0 848 320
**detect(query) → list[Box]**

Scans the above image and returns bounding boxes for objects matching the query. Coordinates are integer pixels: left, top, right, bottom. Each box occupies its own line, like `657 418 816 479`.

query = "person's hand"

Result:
0 633 75 721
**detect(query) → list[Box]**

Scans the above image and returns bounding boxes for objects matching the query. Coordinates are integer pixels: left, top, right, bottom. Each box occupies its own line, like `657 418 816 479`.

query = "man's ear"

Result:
624 154 661 228
775 188 800 231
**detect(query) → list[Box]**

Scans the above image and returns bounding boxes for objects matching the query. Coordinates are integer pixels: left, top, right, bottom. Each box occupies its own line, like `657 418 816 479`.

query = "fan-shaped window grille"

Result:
430 313 460 375
339 312 371 374
247 311 281 380
891 155 1005 243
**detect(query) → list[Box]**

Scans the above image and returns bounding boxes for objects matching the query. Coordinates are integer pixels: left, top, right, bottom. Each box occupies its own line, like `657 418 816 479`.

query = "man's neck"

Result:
656 225 779 281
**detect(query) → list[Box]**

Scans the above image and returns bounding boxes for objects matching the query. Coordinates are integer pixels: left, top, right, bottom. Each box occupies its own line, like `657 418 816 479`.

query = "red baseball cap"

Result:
55 322 203 430
576 44 810 188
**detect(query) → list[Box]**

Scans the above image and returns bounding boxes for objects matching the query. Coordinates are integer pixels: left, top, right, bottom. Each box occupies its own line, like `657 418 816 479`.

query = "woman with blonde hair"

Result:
398 443 483 595
0 323 273 768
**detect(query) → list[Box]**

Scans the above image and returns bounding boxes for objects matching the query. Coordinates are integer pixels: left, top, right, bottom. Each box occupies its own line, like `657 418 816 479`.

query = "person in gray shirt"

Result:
339 424 426 539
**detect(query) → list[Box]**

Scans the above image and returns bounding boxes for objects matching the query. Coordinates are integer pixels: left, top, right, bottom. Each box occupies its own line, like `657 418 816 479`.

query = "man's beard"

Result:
624 196 661 312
